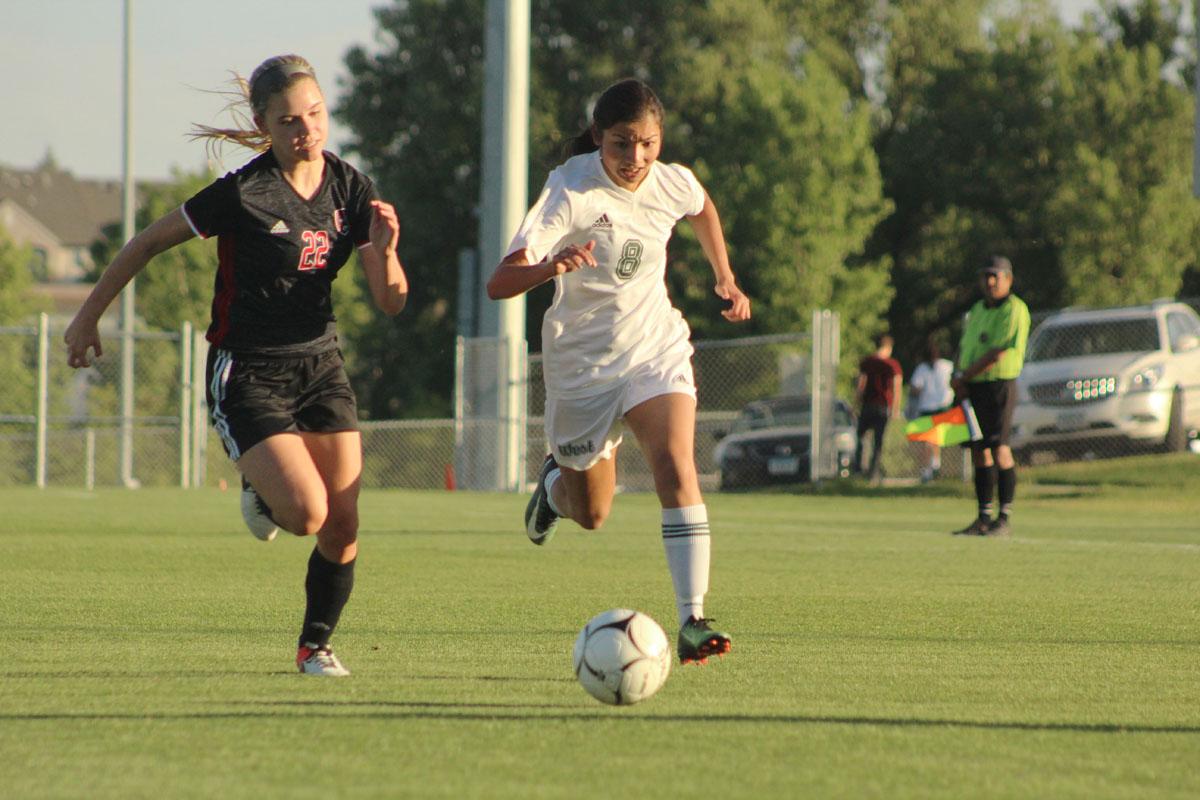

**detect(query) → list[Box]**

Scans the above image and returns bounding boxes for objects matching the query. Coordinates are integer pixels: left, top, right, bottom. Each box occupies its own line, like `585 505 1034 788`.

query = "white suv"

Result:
1012 300 1200 459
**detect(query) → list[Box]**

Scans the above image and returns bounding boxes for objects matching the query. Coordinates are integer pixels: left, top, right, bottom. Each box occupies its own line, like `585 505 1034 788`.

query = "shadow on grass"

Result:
4 671 577 682
1 707 1195 735
715 480 1097 500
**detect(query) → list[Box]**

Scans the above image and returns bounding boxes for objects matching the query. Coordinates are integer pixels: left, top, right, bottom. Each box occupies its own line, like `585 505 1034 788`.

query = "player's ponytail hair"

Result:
189 54 319 155
563 78 665 158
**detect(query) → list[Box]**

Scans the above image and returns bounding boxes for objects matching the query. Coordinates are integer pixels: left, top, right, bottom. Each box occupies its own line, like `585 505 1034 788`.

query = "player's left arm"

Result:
685 190 750 323
359 199 408 316
892 368 904 418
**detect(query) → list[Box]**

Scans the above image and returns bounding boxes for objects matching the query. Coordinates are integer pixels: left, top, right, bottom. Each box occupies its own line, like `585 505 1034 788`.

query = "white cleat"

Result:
296 644 350 677
240 478 278 542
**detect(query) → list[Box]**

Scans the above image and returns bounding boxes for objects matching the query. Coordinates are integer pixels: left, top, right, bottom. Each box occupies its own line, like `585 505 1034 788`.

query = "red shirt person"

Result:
854 334 902 481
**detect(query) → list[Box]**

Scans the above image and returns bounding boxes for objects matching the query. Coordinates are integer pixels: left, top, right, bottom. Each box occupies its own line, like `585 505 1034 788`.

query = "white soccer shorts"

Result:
543 350 697 471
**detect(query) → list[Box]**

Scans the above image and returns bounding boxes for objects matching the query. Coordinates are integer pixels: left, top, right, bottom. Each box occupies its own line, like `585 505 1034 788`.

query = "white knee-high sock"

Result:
661 504 710 627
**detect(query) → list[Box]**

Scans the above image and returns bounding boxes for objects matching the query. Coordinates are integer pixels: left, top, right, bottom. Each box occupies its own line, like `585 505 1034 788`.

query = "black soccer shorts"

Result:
205 346 359 460
966 379 1017 449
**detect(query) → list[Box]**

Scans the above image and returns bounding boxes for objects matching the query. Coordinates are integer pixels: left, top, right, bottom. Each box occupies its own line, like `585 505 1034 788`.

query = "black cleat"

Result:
677 617 732 665
524 454 560 545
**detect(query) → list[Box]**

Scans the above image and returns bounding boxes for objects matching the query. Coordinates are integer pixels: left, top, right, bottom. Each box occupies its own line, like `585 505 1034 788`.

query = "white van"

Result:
1012 300 1200 460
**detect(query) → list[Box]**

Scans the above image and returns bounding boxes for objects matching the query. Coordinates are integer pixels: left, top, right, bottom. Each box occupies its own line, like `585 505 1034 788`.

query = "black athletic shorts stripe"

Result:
205 346 359 460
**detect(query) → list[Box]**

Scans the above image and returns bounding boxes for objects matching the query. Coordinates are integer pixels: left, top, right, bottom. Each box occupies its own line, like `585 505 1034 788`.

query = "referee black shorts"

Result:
966 379 1017 450
205 346 359 461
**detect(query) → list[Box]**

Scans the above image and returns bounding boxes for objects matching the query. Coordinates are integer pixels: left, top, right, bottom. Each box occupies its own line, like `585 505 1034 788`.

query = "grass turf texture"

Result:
2 454 1197 798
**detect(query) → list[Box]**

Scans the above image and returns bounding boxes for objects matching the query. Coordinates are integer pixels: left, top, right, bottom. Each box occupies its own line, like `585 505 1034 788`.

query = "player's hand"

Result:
549 241 597 275
715 280 750 322
369 200 401 255
64 317 102 369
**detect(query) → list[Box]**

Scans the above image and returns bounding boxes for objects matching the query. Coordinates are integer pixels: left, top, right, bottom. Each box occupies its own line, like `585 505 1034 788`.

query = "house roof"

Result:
0 163 137 247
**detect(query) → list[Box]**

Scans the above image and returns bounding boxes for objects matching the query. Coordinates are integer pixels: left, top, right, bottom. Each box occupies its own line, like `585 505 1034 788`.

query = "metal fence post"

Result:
35 312 49 488
809 310 823 484
179 322 192 488
85 429 96 491
191 331 208 488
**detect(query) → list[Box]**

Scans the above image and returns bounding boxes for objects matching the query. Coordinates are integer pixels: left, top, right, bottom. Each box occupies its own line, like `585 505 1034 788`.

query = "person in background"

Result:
908 337 956 482
951 255 1030 536
64 55 409 675
854 333 903 483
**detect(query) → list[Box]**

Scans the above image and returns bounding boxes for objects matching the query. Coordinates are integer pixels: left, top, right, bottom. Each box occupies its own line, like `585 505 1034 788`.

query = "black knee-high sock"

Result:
300 548 355 648
974 465 997 519
997 467 1017 519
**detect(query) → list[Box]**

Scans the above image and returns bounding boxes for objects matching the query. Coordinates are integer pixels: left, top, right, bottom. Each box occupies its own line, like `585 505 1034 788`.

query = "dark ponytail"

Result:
562 78 665 158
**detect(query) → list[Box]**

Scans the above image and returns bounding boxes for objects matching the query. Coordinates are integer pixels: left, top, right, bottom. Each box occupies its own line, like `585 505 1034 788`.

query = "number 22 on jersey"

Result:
298 230 331 271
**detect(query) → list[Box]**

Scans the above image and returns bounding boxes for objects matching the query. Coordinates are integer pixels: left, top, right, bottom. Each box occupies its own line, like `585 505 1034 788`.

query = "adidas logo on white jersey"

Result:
591 214 613 230
269 220 290 235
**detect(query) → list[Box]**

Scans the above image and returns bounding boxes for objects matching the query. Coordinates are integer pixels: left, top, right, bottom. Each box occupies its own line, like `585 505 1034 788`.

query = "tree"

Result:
0 226 35 324
1045 0 1200 307
338 0 485 418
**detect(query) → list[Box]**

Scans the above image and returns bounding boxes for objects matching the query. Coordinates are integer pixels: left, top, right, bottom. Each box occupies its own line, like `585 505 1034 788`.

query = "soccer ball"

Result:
572 609 671 705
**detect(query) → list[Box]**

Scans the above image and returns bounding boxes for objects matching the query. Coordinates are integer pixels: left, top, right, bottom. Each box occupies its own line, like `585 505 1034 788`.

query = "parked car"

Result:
1012 300 1200 460
712 396 856 489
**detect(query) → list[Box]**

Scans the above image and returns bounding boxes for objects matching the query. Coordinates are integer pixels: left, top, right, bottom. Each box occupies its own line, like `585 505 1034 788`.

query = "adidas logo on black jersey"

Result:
269 220 290 235
591 214 613 230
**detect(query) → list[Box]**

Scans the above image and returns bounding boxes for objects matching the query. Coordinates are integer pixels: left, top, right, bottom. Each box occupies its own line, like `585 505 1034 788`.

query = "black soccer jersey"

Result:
183 150 378 353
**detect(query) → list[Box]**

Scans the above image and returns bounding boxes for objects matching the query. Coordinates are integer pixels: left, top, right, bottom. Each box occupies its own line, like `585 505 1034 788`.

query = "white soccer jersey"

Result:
910 358 955 413
508 151 706 398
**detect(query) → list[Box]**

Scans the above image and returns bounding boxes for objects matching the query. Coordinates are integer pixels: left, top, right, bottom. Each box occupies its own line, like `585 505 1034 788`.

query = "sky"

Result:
2 0 1104 182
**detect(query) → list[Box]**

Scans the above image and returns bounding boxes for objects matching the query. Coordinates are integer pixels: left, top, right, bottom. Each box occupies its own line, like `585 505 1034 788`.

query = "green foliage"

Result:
0 228 39 449
1046 2 1200 307
0 225 38 324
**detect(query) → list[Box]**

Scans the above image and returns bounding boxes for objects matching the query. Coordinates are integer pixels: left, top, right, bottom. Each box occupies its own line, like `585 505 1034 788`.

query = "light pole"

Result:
476 0 529 491
118 0 138 488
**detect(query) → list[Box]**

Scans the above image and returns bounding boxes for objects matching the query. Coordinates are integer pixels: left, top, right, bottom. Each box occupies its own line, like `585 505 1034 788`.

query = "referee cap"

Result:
980 255 1013 275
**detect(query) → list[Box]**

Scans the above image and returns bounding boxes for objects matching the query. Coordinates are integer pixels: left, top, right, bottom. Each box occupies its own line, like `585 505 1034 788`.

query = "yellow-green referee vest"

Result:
958 294 1031 382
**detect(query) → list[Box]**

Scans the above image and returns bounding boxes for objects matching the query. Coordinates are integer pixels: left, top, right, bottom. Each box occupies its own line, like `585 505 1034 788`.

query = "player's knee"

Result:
279 496 328 537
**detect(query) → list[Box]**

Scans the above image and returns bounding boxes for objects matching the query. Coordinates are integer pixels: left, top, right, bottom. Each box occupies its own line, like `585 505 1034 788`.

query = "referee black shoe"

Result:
524 454 560 545
986 516 1011 537
952 516 991 536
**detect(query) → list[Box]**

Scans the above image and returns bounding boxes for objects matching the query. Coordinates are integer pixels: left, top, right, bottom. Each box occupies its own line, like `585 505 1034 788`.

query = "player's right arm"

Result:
486 241 598 300
486 169 595 300
65 208 195 368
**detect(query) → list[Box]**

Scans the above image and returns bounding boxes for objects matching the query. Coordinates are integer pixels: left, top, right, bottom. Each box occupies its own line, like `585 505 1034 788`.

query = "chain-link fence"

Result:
0 315 199 488
0 312 878 492
12 298 1194 491
518 313 843 493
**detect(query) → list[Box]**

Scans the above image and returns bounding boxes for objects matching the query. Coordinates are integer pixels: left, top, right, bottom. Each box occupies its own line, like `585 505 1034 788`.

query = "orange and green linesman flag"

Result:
905 401 983 446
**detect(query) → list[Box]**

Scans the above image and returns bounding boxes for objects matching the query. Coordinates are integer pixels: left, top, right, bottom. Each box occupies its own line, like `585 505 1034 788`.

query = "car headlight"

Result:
720 443 746 461
1128 364 1164 393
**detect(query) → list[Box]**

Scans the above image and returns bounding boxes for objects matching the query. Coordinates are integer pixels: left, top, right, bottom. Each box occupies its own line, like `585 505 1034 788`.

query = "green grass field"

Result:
3 454 1198 798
